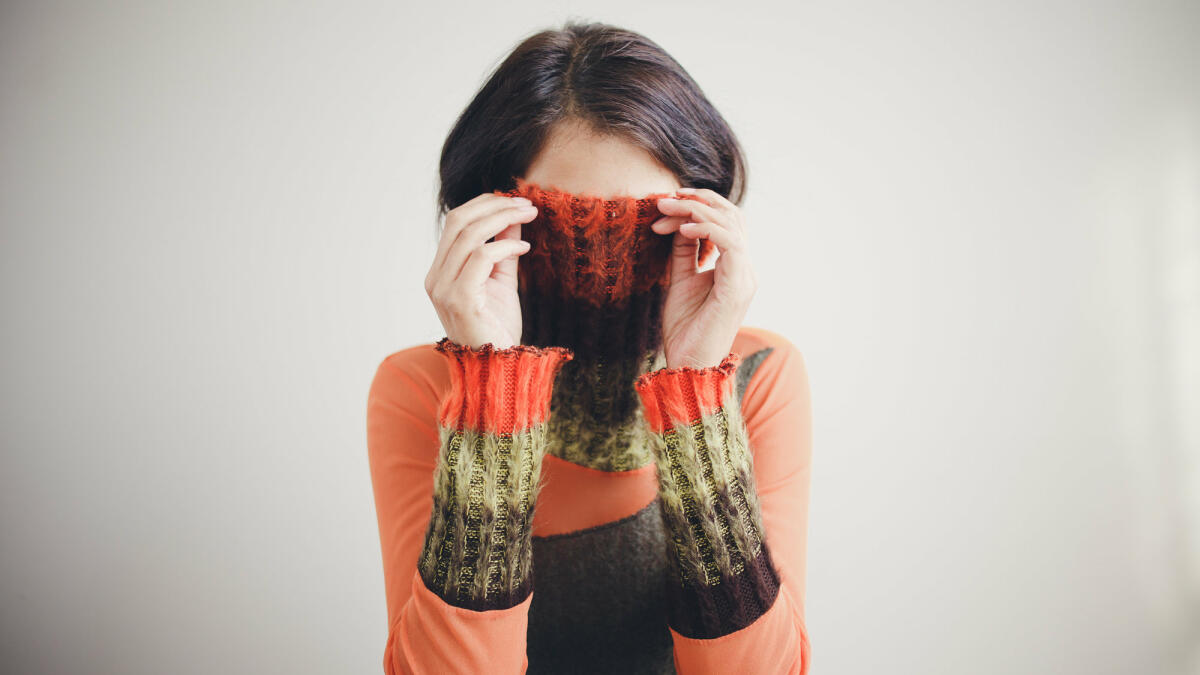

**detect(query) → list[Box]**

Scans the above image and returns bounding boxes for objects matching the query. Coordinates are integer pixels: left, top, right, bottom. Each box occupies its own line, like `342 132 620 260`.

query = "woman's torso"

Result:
521 329 778 673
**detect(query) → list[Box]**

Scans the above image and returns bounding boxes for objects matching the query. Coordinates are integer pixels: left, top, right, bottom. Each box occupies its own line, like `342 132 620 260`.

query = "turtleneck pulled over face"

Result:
491 176 704 471
493 176 677 361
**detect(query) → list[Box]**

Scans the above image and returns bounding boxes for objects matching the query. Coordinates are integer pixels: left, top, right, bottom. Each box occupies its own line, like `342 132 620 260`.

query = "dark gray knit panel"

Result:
735 346 775 404
527 498 676 675
524 347 774 673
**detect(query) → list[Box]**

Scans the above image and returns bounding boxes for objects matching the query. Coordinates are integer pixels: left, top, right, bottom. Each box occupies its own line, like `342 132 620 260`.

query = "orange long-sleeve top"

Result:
366 325 812 673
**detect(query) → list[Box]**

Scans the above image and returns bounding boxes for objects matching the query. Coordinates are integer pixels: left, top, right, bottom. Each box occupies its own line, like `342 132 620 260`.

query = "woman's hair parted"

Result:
434 20 748 230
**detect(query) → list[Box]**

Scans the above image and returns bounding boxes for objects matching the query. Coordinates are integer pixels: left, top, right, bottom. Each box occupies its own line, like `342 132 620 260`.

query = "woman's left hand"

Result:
651 187 757 370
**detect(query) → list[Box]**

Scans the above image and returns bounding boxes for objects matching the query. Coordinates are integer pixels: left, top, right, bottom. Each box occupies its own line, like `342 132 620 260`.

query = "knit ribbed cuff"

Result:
434 337 574 434
635 353 742 434
418 338 574 611
634 352 782 638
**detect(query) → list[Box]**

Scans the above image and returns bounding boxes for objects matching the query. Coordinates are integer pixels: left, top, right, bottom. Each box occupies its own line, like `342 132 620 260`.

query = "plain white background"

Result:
2 1 1197 673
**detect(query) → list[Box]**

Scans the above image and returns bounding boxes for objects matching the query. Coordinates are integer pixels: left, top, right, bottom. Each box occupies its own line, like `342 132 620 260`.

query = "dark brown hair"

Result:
434 20 748 227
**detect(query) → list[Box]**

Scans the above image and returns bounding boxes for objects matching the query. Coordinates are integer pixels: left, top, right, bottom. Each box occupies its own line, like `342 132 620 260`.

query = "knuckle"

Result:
461 218 493 240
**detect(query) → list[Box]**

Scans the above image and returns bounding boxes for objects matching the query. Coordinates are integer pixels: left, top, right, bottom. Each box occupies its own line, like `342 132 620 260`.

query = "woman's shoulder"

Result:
374 340 445 381
733 324 802 357
366 341 451 468
731 324 810 410
368 341 449 420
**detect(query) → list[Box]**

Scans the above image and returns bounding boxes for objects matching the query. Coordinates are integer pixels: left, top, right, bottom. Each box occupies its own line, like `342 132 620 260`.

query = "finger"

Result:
650 214 691 235
666 226 700 285
673 188 747 238
434 194 531 273
490 219 524 281
433 194 532 274
457 238 532 291
675 187 736 214
655 196 731 233
655 215 721 268
676 220 743 255
442 204 538 282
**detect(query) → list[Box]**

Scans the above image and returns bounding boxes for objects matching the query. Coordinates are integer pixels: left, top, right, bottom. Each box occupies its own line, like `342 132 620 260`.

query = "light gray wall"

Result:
1 1 1197 673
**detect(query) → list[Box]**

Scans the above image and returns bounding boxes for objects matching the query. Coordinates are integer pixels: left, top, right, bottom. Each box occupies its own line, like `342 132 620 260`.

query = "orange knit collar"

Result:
493 177 713 306
490 179 684 415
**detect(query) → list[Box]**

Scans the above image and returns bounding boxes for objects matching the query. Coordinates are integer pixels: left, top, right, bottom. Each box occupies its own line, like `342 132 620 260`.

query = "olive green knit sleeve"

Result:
634 351 782 638
416 337 574 611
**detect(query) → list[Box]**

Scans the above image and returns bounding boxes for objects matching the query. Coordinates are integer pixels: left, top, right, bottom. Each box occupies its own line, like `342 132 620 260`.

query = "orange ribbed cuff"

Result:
434 337 574 434
633 352 742 434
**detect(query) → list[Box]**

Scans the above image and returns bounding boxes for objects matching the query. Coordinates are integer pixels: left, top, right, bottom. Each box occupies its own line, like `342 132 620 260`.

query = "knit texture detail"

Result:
433 336 574 434
418 338 573 610
492 177 714 472
635 351 743 435
634 352 782 638
494 176 716 307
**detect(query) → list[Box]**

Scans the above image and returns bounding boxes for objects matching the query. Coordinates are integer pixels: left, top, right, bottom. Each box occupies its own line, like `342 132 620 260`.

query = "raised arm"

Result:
633 332 812 673
367 337 573 674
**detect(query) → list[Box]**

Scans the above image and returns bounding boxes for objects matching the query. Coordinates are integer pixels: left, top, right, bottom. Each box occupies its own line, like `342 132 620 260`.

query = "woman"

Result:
367 21 813 674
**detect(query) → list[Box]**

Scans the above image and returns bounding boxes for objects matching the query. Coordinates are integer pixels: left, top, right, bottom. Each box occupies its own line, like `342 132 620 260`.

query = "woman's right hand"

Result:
425 192 539 350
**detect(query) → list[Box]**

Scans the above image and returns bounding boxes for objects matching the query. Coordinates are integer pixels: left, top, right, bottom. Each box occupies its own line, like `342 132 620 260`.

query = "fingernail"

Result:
659 197 677 203
512 197 532 205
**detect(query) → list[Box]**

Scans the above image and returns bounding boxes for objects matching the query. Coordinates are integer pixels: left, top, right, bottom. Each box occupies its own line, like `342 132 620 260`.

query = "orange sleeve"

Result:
634 329 813 673
366 339 573 674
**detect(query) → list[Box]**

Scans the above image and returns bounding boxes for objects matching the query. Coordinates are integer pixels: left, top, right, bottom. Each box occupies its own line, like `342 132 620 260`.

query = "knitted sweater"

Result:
367 179 813 674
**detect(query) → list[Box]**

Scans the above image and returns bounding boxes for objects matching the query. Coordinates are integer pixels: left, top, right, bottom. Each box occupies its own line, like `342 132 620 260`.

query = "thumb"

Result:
490 221 523 280
669 228 699 285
